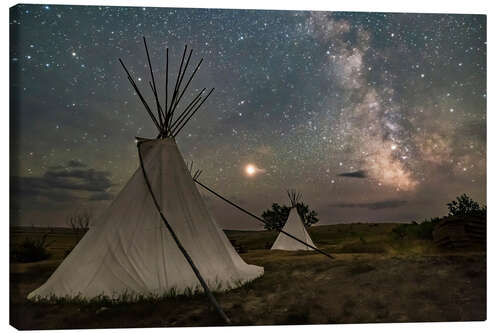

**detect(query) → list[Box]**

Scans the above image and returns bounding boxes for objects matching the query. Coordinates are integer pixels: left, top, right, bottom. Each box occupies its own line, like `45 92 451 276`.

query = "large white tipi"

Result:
271 190 316 251
28 40 263 302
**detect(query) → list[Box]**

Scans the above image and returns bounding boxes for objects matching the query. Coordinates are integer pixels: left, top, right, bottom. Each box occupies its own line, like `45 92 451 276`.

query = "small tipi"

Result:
271 190 316 251
28 39 263 301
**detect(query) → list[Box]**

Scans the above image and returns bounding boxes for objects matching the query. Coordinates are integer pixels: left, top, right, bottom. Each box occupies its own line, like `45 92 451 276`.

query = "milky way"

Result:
10 5 486 228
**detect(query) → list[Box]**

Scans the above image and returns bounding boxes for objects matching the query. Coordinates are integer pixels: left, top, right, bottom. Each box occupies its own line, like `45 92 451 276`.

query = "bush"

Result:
11 234 53 263
229 239 247 253
415 219 439 239
392 217 441 240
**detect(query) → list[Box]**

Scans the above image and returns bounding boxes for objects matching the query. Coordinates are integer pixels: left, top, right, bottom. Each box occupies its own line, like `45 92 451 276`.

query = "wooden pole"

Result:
168 48 192 126
167 45 187 123
173 88 215 137
172 49 193 108
148 81 166 132
170 94 204 134
170 88 206 130
170 58 203 116
119 58 161 132
143 37 164 131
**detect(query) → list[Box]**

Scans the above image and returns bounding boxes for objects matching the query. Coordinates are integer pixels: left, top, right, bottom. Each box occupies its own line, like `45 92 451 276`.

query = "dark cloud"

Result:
333 200 408 210
337 170 367 178
11 176 75 203
43 169 113 192
11 161 114 209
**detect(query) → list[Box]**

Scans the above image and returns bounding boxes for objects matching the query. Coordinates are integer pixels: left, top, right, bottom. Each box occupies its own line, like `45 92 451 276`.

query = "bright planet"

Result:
245 164 256 176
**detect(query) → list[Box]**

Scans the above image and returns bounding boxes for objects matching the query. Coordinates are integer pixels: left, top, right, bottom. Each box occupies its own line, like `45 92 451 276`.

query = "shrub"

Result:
392 217 441 240
11 234 53 263
229 239 247 253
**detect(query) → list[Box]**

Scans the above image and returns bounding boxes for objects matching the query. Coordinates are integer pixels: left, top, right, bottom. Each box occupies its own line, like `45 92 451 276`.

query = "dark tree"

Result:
261 203 290 230
66 208 92 244
446 193 486 217
296 202 319 227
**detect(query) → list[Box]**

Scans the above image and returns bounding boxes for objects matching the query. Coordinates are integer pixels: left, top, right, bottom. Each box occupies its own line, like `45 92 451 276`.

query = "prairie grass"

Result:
10 223 486 329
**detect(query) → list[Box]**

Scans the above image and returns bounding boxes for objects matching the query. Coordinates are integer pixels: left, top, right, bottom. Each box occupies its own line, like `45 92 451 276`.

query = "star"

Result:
9 4 486 227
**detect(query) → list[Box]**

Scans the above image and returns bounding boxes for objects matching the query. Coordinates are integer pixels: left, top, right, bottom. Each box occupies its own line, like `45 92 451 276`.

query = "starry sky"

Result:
10 4 486 229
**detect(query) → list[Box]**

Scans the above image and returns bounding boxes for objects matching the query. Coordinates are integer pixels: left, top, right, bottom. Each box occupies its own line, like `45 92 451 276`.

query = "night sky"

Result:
10 4 486 229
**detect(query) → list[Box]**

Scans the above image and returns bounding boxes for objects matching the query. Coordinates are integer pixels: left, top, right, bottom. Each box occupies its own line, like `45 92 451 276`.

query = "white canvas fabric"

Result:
28 138 263 300
271 208 316 251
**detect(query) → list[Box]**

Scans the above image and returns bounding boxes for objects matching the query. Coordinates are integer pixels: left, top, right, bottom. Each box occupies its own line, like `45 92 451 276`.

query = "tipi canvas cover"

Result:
271 207 316 251
28 138 263 300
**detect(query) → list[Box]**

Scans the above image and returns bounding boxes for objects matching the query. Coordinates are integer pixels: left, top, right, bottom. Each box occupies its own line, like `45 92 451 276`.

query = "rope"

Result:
136 141 231 324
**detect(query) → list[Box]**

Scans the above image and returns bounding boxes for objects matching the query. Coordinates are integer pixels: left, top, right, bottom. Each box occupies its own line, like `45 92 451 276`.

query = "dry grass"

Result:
10 223 486 329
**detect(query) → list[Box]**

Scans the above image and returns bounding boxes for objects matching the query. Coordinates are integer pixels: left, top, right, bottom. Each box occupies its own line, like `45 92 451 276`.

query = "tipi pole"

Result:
169 89 206 130
172 49 193 108
165 48 170 133
194 179 335 260
173 88 215 137
143 37 164 129
136 142 231 324
118 58 161 131
148 81 166 120
167 45 187 120
170 58 204 115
